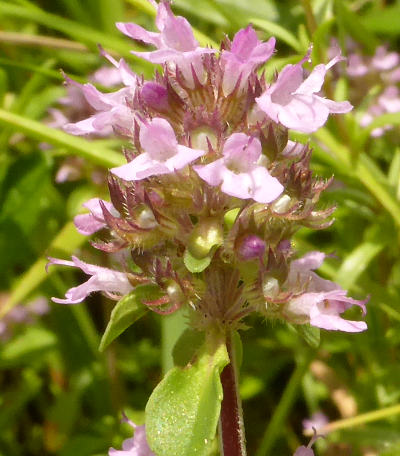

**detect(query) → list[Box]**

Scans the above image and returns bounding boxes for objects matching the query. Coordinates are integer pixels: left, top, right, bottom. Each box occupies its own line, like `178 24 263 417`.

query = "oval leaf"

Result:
146 333 229 456
183 248 211 273
99 284 162 351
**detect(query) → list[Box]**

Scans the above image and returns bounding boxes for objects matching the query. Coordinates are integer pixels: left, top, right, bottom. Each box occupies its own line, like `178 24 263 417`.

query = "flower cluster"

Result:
333 40 400 137
49 0 366 341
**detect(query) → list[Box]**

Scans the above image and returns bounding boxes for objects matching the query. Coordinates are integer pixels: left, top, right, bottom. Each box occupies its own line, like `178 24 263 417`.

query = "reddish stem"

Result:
219 332 247 456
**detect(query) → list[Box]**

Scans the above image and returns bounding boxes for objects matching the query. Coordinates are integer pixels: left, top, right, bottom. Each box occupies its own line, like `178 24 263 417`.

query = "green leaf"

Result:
294 324 320 349
335 241 385 290
99 284 163 351
362 4 400 35
146 332 229 456
334 0 378 52
172 328 205 367
0 327 57 368
183 248 211 273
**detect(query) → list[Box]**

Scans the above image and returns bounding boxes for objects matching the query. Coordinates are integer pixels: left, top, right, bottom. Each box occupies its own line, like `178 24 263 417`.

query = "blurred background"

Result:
1 0 400 454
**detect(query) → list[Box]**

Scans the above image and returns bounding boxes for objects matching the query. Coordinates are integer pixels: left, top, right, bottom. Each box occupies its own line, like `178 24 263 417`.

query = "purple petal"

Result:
165 144 205 170
116 22 162 47
74 198 115 235
277 94 330 133
248 167 284 203
140 118 178 160
111 153 170 181
109 423 154 456
193 158 225 186
222 133 261 166
291 251 326 271
64 115 103 136
48 256 133 304
156 1 198 51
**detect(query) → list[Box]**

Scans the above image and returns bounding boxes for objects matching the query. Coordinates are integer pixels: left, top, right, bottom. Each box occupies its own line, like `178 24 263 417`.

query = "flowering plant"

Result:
44 1 370 455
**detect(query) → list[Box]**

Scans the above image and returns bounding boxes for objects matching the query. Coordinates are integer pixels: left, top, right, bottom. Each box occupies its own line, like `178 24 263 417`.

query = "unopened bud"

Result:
141 82 170 112
188 217 223 259
237 235 266 261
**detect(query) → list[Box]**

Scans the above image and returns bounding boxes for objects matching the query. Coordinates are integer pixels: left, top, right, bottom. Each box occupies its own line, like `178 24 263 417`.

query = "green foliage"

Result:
146 332 229 456
183 248 212 273
1 0 400 455
99 284 163 351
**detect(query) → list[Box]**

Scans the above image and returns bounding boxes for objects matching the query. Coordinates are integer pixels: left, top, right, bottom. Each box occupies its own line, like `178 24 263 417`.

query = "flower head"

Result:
52 4 364 333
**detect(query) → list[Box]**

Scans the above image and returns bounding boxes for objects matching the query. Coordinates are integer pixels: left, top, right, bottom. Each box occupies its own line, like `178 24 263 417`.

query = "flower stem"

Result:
219 331 247 456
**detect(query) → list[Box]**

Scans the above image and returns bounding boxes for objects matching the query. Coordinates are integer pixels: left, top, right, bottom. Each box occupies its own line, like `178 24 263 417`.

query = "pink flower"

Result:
74 198 118 235
283 252 367 332
256 52 353 133
221 25 275 95
63 58 137 136
111 118 205 180
347 53 369 77
47 257 133 304
109 417 154 456
371 45 399 71
302 412 329 435
360 86 400 136
116 1 214 87
193 133 283 203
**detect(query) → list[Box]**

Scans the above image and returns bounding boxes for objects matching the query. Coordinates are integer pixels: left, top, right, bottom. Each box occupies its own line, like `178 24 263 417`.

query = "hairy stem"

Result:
219 331 247 456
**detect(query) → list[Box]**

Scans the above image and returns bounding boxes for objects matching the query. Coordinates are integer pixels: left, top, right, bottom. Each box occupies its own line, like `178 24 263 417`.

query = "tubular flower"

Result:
74 198 118 235
261 251 367 332
63 58 137 136
194 133 283 203
221 25 275 95
47 257 133 304
116 0 214 87
256 51 353 133
111 117 205 180
50 0 366 334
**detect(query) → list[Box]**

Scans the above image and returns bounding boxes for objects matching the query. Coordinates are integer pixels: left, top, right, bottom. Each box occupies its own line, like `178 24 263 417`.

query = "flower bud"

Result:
237 235 266 261
141 82 170 112
188 217 223 259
